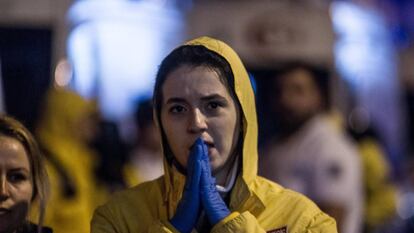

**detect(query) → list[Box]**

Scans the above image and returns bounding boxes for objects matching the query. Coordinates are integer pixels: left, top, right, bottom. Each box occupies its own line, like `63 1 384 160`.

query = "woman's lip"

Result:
0 208 11 215
205 141 214 147
201 139 214 148
189 140 214 150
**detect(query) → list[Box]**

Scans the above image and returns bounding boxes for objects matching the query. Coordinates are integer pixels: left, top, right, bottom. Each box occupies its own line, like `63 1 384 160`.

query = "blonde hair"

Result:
0 115 49 232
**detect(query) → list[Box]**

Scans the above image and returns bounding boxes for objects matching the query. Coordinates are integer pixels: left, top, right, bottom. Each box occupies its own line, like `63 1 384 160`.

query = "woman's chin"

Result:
211 160 226 176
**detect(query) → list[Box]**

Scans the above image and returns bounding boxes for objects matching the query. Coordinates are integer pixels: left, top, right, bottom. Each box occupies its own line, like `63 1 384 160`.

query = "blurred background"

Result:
1 0 414 232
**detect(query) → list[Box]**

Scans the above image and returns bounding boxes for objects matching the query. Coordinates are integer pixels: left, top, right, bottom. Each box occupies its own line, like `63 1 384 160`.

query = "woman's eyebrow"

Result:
201 94 227 102
9 167 30 174
165 94 226 105
166 97 187 105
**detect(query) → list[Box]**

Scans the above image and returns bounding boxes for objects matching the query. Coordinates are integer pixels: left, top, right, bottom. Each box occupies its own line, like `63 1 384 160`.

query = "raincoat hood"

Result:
156 37 260 211
185 36 259 183
37 88 97 143
35 88 105 233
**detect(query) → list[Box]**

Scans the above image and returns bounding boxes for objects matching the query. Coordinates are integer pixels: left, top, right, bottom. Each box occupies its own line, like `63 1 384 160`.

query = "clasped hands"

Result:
170 138 231 233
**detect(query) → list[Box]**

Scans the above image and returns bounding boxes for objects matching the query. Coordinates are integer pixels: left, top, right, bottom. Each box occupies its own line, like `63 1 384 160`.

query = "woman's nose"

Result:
188 108 207 134
0 177 10 201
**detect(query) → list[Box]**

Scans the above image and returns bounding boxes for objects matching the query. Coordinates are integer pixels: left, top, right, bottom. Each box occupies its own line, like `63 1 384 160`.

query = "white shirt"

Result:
259 115 363 233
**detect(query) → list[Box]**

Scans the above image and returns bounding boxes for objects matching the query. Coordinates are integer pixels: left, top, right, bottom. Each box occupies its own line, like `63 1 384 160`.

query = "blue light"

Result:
331 1 404 176
67 0 184 120
331 1 395 87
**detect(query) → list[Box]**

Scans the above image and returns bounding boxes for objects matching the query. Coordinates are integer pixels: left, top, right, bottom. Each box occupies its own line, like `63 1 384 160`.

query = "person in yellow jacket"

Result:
91 37 337 232
123 98 164 187
35 88 107 233
346 119 397 232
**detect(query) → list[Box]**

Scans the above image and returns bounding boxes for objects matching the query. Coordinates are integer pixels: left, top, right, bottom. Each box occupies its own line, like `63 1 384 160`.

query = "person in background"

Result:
91 36 337 232
259 61 363 233
0 115 51 233
347 107 397 233
123 98 163 187
93 119 129 192
35 88 107 233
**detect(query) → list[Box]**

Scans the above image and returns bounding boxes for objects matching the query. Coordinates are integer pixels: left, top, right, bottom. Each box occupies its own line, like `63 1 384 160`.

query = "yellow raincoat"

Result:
359 138 396 229
35 88 107 233
91 37 337 233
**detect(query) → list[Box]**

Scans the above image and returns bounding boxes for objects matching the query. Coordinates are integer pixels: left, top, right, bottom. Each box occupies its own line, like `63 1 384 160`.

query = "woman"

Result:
36 88 107 233
91 37 337 232
0 115 51 233
123 98 163 187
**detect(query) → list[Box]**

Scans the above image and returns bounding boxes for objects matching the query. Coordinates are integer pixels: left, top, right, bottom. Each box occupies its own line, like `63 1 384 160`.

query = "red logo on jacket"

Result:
267 226 287 233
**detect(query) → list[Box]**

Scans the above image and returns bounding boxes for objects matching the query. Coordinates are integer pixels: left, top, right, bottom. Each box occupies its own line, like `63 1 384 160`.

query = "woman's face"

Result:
161 65 240 174
0 136 33 233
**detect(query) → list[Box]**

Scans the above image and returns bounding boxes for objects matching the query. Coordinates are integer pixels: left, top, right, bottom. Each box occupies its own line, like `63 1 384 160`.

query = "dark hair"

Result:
0 115 48 233
277 61 331 110
134 98 154 129
153 45 237 163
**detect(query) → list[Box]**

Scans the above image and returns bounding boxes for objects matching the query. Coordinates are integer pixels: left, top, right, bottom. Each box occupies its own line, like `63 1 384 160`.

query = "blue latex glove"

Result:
170 138 204 233
200 142 231 226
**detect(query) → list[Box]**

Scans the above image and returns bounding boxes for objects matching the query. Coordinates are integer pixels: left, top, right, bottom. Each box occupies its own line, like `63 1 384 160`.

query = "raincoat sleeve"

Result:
91 205 181 233
305 212 338 233
91 205 119 233
91 206 337 233
210 211 337 233
211 212 266 233
147 220 180 233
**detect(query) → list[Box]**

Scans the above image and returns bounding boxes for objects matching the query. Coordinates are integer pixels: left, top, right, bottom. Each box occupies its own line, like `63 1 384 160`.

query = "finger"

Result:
194 137 205 161
200 161 209 189
201 142 211 176
187 138 204 188
201 140 209 162
190 158 201 189
200 158 215 189
187 138 203 172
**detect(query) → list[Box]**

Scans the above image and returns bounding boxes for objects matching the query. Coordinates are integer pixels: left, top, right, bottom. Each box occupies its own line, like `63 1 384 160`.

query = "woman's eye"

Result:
208 101 224 110
170 105 186 113
208 102 218 109
8 173 27 183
